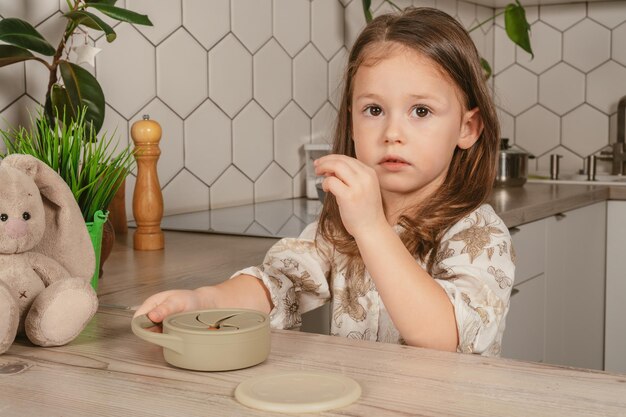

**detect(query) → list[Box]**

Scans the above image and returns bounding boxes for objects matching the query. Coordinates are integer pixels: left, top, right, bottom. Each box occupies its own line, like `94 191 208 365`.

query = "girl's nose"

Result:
383 117 404 144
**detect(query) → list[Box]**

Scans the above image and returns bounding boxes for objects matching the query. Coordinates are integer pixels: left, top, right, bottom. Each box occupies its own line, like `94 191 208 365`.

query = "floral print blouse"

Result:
231 204 515 356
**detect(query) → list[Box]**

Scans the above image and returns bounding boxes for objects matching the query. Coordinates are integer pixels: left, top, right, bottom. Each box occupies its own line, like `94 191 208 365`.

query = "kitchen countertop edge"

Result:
492 183 613 228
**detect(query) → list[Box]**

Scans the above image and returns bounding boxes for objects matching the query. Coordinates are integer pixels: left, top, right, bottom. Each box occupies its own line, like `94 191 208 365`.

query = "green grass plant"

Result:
1 107 134 223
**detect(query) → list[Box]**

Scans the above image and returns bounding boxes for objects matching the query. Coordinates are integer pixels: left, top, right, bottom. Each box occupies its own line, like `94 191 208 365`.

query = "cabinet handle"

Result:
508 227 520 235
554 213 567 220
511 288 520 297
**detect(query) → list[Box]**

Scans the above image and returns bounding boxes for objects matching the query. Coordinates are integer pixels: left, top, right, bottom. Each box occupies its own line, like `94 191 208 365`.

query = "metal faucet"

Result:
596 95 626 175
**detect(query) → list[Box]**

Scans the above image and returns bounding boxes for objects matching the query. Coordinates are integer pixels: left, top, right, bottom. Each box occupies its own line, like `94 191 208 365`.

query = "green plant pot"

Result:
86 210 108 291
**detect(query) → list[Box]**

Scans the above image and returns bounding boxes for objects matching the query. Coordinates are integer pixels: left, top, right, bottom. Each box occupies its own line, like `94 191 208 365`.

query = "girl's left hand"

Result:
314 154 386 238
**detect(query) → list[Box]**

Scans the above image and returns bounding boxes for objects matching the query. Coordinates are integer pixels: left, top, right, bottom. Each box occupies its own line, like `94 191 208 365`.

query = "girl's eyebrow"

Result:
353 93 383 101
354 92 444 105
408 93 444 103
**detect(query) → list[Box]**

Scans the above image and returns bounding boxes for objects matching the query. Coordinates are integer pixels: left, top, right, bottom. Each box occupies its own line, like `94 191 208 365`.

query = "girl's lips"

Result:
380 155 410 164
379 156 411 171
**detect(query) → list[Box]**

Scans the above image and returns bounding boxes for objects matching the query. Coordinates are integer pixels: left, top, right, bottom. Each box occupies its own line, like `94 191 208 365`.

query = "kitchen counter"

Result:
1 307 625 417
156 183 621 238
490 182 612 227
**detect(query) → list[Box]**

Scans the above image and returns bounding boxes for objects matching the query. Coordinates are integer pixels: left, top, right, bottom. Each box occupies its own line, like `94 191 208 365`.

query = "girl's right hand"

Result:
133 289 209 323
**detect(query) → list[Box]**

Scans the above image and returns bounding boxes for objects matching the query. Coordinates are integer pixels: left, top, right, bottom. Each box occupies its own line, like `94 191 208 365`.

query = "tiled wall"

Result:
493 1 626 174
0 0 623 216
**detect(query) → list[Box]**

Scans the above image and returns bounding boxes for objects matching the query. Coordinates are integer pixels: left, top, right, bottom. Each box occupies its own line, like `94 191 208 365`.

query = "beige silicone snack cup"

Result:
131 309 270 371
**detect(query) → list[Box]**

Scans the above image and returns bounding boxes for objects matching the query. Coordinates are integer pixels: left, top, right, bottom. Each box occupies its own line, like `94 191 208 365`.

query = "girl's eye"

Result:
412 106 430 118
22 212 31 221
365 106 382 117
0 214 7 222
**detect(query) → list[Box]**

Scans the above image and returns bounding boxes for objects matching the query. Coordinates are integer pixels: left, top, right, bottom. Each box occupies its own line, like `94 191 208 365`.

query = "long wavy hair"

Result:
317 7 499 278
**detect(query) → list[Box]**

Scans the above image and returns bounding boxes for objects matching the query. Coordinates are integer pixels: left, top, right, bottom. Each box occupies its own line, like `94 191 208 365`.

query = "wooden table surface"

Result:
2 218 625 416
96 230 278 308
1 307 625 417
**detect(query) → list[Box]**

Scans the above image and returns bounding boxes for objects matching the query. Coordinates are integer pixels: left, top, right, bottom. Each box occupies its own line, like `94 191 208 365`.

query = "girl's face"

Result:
351 45 482 207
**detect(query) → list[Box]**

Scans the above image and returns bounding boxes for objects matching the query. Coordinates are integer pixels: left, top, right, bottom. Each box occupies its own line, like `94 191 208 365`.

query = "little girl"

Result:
135 7 515 356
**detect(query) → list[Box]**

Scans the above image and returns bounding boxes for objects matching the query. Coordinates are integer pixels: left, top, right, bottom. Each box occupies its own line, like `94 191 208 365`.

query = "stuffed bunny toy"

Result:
0 154 98 354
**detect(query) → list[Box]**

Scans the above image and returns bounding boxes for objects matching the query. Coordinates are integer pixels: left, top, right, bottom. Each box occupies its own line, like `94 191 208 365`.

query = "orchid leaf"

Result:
59 60 105 133
86 0 119 5
50 84 77 122
85 4 153 26
480 57 492 80
0 44 36 67
362 0 373 23
0 18 56 56
504 0 533 57
64 10 116 42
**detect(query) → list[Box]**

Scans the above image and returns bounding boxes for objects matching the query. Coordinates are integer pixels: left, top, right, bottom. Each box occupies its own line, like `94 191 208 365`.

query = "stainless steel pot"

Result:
495 138 533 187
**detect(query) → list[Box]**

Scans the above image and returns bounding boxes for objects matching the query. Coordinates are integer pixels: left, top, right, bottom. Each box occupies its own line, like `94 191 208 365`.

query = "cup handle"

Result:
131 315 184 354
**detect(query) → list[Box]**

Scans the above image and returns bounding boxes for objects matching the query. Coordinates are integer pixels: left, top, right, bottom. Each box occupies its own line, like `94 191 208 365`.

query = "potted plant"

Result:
0 1 152 288
0 0 152 133
0 107 135 289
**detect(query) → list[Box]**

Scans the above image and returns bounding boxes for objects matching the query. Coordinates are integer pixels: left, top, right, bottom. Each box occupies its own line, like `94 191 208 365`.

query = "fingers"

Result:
321 175 349 198
133 290 189 323
314 154 362 186
315 155 378 198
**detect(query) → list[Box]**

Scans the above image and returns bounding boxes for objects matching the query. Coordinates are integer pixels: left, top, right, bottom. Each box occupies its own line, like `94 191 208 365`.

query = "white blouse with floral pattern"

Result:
231 204 515 356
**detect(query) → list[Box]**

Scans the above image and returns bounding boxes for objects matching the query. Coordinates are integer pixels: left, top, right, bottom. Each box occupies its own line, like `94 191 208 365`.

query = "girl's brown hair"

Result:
317 7 499 277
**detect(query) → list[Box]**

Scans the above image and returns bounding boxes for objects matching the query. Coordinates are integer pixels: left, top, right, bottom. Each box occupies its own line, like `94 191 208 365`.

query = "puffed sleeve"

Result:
230 222 332 330
431 205 515 355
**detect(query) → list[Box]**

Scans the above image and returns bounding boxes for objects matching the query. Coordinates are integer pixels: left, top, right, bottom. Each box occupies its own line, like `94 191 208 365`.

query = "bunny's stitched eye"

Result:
0 214 7 222
22 212 31 221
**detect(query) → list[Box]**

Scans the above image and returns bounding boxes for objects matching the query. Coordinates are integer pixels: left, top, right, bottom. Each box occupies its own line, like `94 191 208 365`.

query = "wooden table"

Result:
96 230 278 308
1 307 625 416
3 225 624 416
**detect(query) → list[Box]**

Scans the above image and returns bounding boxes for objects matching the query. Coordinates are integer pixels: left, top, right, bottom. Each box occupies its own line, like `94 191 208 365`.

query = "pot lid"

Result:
500 138 529 155
165 309 267 334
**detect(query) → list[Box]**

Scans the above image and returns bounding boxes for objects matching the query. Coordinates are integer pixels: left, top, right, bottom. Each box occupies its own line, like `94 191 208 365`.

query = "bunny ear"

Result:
10 154 40 179
3 154 67 208
1 154 96 282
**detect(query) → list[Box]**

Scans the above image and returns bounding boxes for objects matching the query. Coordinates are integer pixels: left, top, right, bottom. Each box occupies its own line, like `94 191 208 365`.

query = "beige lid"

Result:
235 371 361 413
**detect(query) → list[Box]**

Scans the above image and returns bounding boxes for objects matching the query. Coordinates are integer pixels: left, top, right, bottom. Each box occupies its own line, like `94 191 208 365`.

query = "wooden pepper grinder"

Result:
131 115 164 250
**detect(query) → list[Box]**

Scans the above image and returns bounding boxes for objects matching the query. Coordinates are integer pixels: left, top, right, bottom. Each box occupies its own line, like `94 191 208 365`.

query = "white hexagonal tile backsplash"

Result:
539 63 585 116
563 19 611 73
2 0 58 26
185 99 232 186
231 0 272 54
232 102 273 180
2 0 626 215
562 104 609 157
515 105 560 157
209 34 252 118
273 0 310 57
96 24 156 119
182 0 230 50
0 65 25 111
157 28 207 118
254 39 292 117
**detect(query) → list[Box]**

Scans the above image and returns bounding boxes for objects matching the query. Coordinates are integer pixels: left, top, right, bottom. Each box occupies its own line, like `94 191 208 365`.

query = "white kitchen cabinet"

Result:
605 201 626 373
502 274 546 362
502 203 607 370
509 219 546 286
545 202 606 370
501 218 546 361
